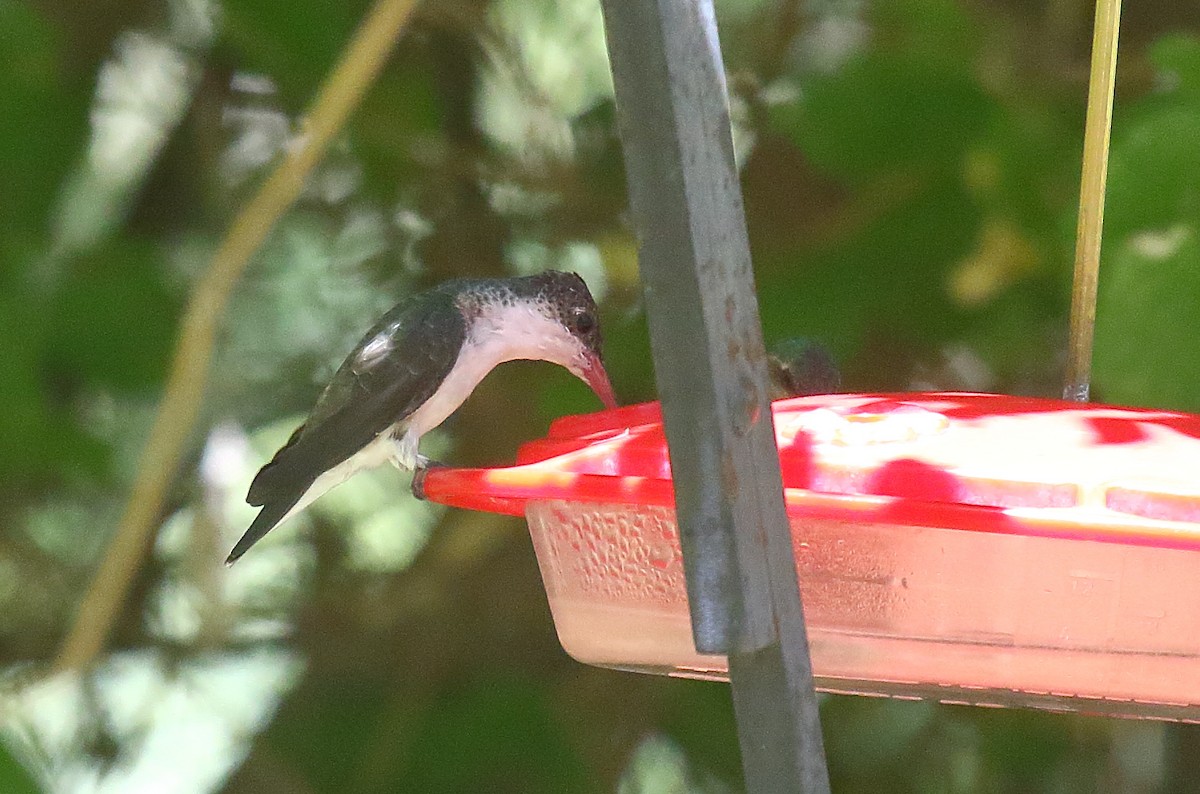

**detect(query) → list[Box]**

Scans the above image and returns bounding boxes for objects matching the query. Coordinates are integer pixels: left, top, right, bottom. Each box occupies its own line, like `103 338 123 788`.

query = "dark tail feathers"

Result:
226 488 305 565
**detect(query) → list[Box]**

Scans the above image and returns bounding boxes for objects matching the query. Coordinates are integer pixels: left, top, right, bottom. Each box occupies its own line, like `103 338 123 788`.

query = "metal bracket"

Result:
597 0 831 789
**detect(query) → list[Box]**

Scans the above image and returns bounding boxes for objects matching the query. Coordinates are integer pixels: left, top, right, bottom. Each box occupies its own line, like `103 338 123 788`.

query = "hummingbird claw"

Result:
410 458 447 501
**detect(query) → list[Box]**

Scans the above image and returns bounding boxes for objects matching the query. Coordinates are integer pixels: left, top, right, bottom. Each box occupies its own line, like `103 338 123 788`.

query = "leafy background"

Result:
2 0 1200 791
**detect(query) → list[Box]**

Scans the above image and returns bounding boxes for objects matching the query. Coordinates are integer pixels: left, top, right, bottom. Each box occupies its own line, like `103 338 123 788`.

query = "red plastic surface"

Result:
423 392 1200 550
421 392 1200 718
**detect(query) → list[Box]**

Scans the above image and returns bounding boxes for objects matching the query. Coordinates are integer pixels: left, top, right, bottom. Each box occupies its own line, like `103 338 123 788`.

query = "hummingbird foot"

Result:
410 457 448 501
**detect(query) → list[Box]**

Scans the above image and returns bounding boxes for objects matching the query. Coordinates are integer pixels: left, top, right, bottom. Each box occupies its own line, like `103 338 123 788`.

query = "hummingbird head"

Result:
527 271 618 409
463 271 619 409
767 337 842 399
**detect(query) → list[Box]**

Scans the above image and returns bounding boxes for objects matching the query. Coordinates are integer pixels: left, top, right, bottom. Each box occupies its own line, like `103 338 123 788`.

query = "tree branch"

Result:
54 0 421 673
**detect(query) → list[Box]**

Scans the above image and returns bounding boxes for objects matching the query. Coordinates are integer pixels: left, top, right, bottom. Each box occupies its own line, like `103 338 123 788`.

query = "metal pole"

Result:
597 1 830 790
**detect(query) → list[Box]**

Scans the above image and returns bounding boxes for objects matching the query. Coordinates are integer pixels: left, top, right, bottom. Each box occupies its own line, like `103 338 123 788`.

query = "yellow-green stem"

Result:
1064 0 1122 401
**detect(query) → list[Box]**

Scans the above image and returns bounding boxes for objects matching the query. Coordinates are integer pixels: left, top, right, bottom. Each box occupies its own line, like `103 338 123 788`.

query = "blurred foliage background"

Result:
2 0 1200 790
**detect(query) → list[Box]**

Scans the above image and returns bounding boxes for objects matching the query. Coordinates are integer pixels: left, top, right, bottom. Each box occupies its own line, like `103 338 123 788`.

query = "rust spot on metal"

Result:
720 452 740 499
729 373 760 438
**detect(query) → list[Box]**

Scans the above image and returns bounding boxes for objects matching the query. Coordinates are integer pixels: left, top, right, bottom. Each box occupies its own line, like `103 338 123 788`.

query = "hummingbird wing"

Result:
229 288 467 562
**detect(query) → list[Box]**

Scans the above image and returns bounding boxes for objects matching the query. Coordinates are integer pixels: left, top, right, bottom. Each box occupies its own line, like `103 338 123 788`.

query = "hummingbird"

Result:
766 337 842 399
227 271 617 564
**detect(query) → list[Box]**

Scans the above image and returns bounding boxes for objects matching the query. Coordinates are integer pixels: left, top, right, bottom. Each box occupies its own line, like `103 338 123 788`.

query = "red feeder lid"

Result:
421 392 1200 550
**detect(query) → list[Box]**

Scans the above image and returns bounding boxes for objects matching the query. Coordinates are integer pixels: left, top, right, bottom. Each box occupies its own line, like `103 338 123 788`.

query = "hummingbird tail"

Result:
226 490 304 565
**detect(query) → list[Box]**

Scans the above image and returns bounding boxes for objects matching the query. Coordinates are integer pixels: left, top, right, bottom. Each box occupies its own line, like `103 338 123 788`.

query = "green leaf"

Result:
220 0 373 104
975 710 1074 788
823 697 935 771
403 677 594 793
0 739 42 794
265 679 393 793
355 59 445 190
45 240 181 391
0 1 88 229
873 0 979 69
757 177 982 363
1148 33 1200 99
1105 108 1200 244
771 55 993 180
0 293 102 480
1094 226 1200 411
1095 73 1200 411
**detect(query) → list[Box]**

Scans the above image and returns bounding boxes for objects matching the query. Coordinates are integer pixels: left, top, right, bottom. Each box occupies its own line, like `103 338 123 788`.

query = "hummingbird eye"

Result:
572 310 595 335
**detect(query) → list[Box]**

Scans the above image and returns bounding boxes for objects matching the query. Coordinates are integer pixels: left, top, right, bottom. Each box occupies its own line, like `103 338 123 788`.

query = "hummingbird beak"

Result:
579 351 619 409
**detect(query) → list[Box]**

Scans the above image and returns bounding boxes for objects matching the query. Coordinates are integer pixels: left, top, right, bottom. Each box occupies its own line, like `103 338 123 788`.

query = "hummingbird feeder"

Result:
422 392 1200 722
